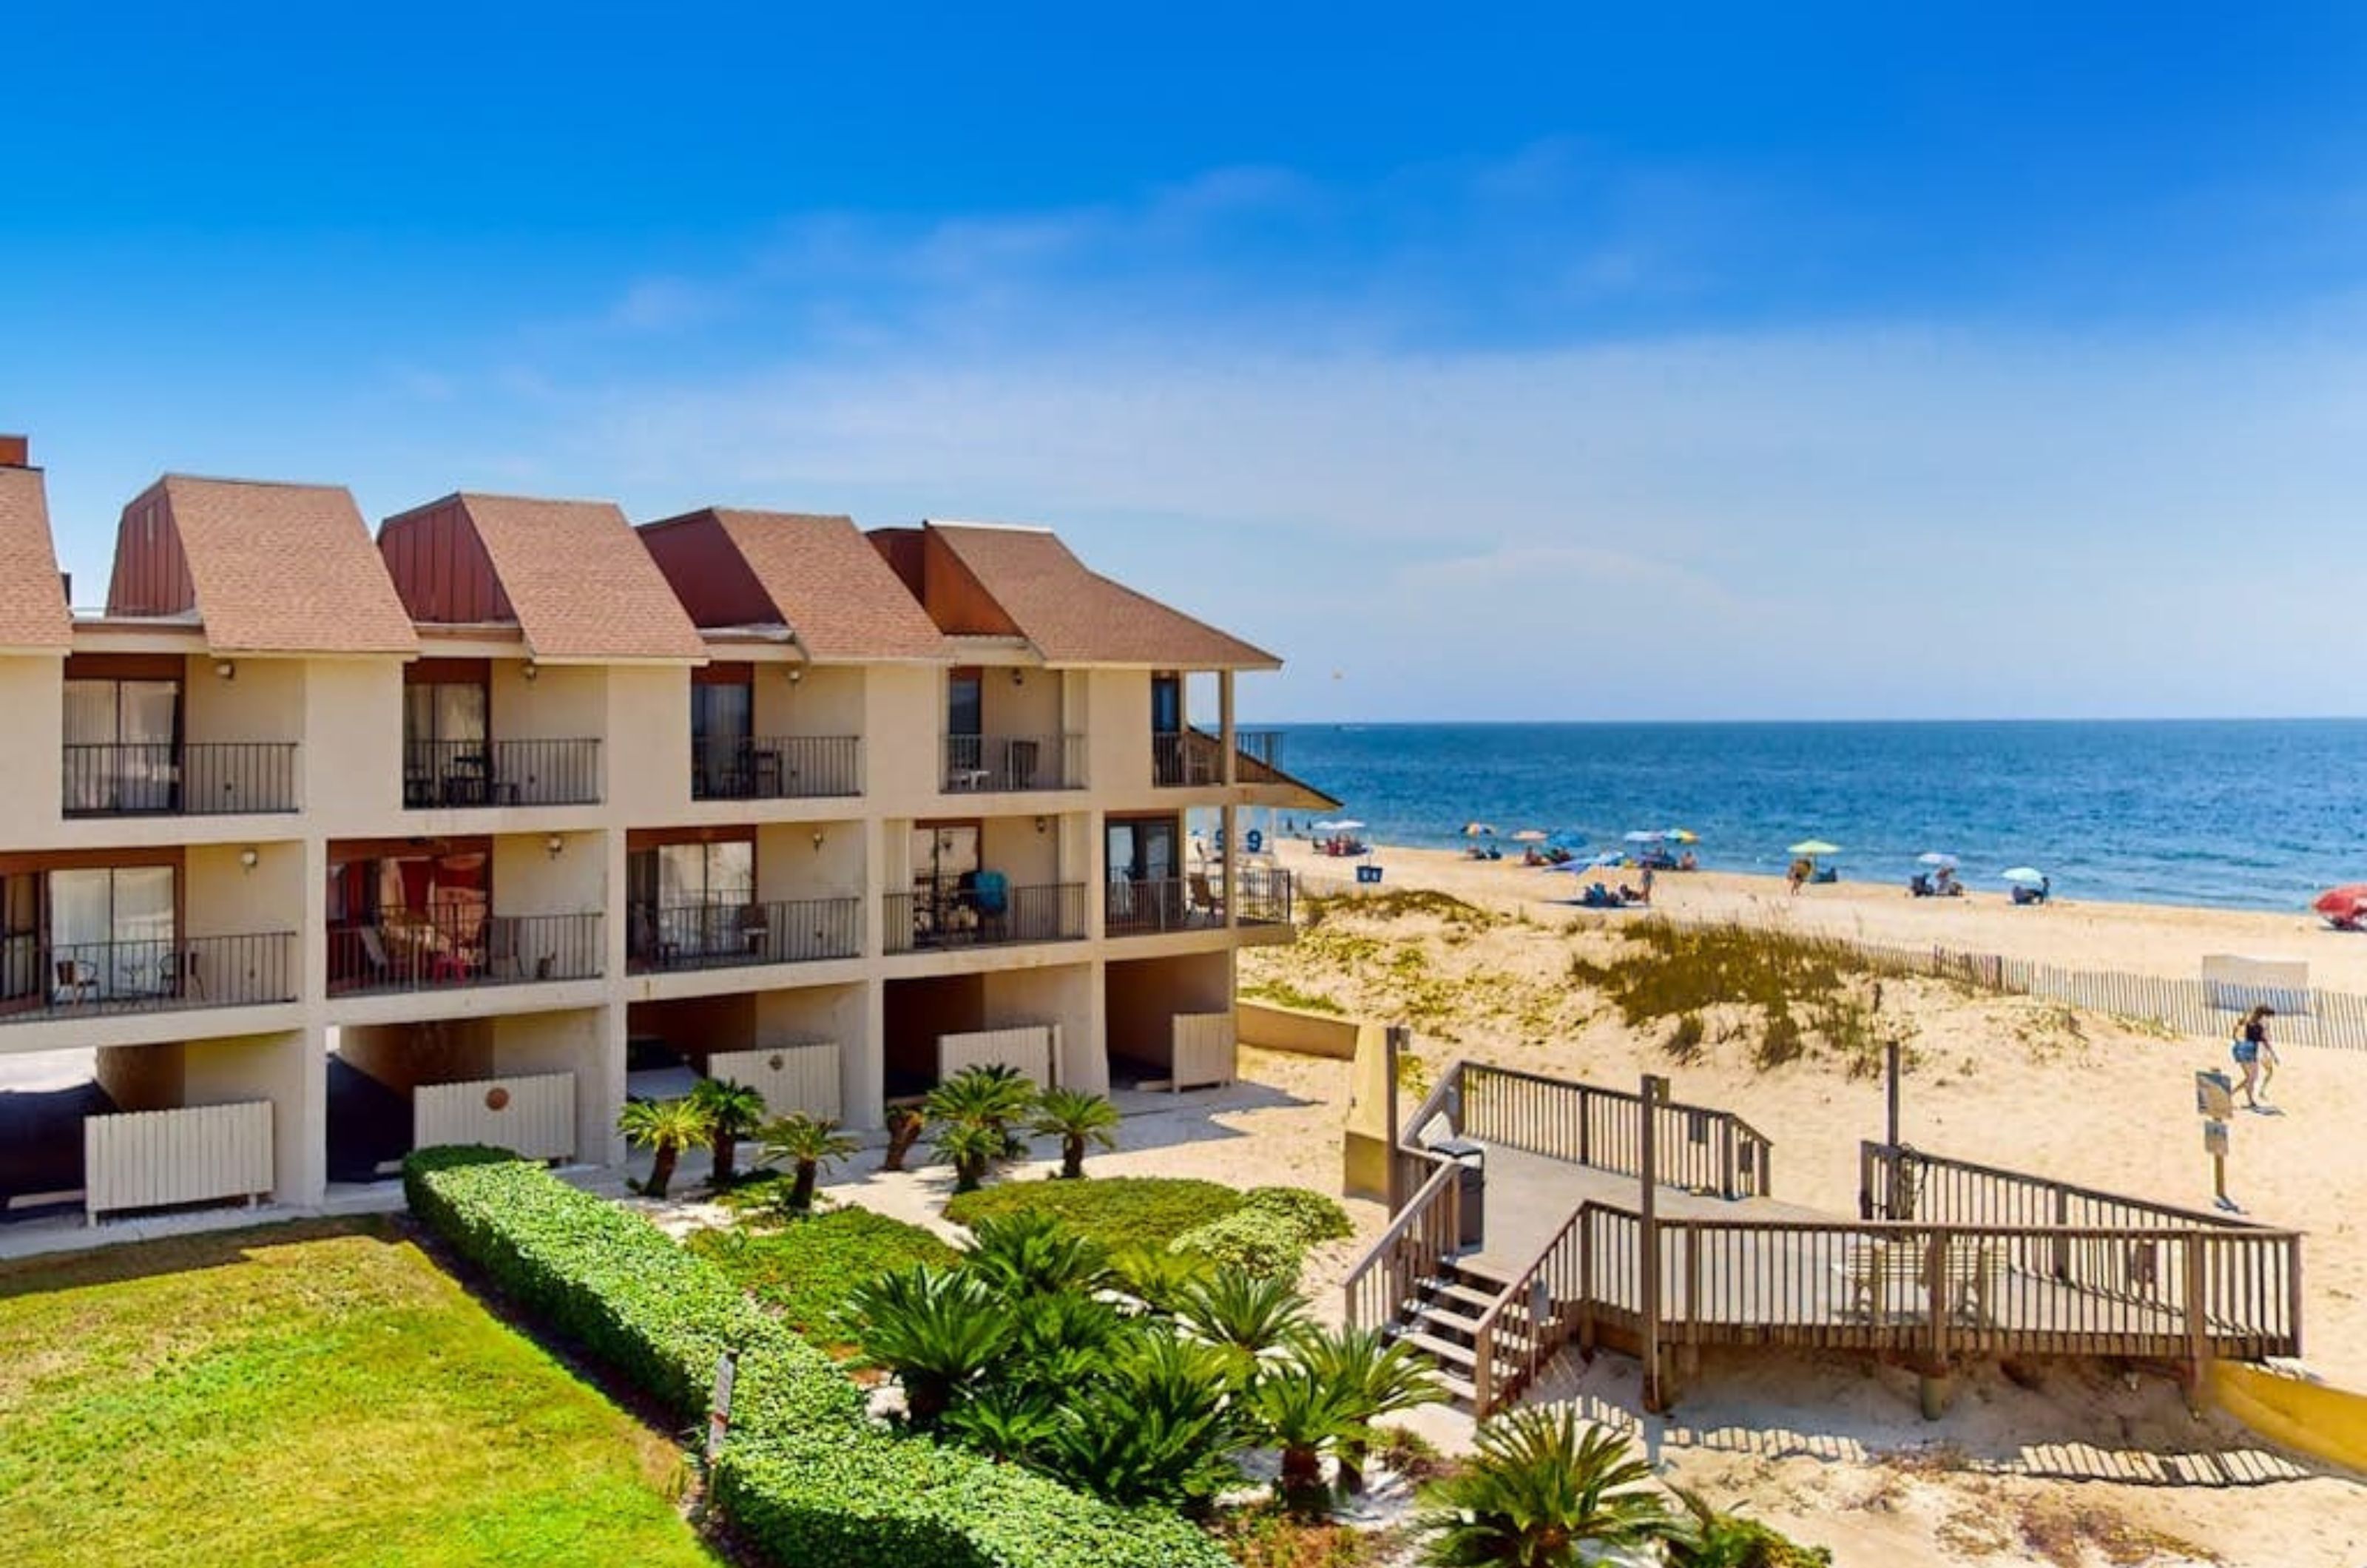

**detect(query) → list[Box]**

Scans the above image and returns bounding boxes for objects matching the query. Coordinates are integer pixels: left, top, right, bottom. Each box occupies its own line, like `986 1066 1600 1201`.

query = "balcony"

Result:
1152 729 1285 788
942 734 1084 794
1104 868 1295 935
0 932 298 1022
629 896 864 973
692 736 862 801
62 742 300 817
328 911 602 996
886 882 1088 954
403 739 602 808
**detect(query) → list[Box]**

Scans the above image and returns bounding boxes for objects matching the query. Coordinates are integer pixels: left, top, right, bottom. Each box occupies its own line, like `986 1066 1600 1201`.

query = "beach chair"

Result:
1187 871 1224 925
1942 1238 2002 1325
1839 1238 1922 1319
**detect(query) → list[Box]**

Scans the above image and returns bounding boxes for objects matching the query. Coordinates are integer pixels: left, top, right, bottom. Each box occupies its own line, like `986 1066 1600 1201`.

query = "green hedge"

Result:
686 1207 957 1351
715 1433 1228 1568
1168 1185 1354 1285
404 1148 1229 1568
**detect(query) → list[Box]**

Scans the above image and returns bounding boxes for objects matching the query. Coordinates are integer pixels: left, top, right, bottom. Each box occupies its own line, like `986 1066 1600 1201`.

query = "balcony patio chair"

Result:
354 927 394 988
172 947 204 1001
1187 872 1225 925
53 958 98 1006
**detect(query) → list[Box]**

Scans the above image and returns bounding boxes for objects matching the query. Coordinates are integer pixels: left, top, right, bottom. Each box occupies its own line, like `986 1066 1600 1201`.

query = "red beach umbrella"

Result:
2313 885 2367 924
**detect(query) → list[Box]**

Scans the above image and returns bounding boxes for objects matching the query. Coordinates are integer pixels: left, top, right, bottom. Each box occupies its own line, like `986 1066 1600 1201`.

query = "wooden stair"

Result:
1386 1255 1539 1409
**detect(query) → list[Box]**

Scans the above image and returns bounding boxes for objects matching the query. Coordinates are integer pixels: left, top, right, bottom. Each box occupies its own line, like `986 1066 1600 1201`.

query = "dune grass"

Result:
0 1219 717 1568
1571 918 1894 1075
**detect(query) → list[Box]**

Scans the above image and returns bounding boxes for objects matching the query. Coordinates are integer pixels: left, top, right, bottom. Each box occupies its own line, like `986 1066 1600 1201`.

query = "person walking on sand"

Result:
2232 1005 2279 1109
1638 864 1656 905
1788 857 1811 895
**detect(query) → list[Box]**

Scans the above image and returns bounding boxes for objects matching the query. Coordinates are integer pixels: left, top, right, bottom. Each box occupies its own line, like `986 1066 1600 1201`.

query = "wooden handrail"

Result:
1342 1158 1462 1331
1861 1140 2277 1232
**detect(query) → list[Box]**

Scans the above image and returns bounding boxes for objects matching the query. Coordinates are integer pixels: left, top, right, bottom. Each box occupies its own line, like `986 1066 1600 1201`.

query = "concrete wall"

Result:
1106 951 1232 1067
185 840 304 938
494 828 605 914
864 665 939 814
603 664 687 822
1238 998 1367 1060
758 663 864 742
305 659 406 830
627 993 757 1065
981 814 1062 887
0 658 64 831
757 819 865 902
338 1018 496 1092
95 1041 184 1111
184 654 303 748
1083 669 1154 797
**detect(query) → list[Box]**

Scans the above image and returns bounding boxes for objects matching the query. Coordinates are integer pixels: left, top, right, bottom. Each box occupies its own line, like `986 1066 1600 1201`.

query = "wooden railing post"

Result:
2183 1234 2209 1392
1473 1322 1495 1414
2052 1189 2072 1282
2289 1236 2306 1354
1640 1073 1666 1413
1577 1210 1596 1354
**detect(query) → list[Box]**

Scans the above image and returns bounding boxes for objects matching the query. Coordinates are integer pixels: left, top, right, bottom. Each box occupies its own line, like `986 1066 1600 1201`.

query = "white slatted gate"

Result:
415 1072 577 1162
1169 1013 1236 1092
709 1044 842 1121
939 1024 1058 1088
85 1101 273 1221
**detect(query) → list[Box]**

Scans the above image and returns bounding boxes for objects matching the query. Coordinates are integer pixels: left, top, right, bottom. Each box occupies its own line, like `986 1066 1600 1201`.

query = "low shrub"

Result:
404 1148 1224 1568
945 1175 1245 1249
1239 1186 1352 1244
687 1208 956 1350
1170 1185 1354 1285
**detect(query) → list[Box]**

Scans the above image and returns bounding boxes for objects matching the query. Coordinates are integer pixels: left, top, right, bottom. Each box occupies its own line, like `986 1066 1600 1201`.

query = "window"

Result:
630 841 754 959
404 680 487 748
1151 673 1182 735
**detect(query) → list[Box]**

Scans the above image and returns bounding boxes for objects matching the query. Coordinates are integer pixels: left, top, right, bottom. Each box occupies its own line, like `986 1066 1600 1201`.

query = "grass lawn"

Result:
942 1175 1246 1249
687 1206 956 1352
0 1219 719 1568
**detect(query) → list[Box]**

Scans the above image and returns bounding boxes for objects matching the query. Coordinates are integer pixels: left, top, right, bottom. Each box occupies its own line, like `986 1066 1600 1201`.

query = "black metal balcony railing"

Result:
692 736 863 801
62 742 301 817
942 734 1085 793
403 738 602 808
1152 729 1285 787
1104 868 1294 934
0 931 299 1022
886 882 1088 954
328 911 603 995
629 896 864 973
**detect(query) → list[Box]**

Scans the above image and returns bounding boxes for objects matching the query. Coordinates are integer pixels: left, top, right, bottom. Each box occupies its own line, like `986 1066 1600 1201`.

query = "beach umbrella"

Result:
1917 852 1960 870
1543 859 1612 874
1510 828 1550 843
1462 822 1498 837
1588 851 1625 868
1999 867 2047 888
1665 828 1700 844
2314 885 2367 919
1623 829 1666 845
1788 839 1841 857
1328 820 1366 832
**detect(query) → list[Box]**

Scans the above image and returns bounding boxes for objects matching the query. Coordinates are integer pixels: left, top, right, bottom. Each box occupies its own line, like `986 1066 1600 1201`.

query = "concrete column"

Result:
294 834 331 1203
1220 672 1239 929
847 978 886 1132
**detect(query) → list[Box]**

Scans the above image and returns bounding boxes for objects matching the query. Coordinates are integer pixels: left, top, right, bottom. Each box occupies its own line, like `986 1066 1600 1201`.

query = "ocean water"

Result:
1265 720 2367 913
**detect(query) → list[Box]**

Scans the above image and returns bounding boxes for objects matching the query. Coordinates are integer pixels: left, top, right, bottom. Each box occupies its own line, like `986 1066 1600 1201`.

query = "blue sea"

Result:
1263 720 2367 914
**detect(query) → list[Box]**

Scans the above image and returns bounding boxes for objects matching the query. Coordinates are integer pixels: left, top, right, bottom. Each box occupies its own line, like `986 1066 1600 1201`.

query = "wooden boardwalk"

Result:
1345 1062 2304 1416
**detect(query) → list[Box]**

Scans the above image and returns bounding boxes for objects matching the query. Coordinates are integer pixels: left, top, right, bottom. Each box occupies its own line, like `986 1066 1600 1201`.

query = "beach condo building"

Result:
0 437 1334 1225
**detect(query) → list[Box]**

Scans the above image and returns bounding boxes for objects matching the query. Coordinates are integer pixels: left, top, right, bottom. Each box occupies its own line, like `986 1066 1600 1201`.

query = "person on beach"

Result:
2232 1005 2279 1109
1638 865 1656 905
1788 857 1811 895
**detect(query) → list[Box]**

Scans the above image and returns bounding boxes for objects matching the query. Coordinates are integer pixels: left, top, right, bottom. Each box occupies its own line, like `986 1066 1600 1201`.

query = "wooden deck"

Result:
1345 1062 2304 1416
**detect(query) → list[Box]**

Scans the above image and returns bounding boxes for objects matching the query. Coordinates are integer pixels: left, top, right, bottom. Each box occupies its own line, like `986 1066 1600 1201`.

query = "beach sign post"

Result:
2195 1069 2238 1212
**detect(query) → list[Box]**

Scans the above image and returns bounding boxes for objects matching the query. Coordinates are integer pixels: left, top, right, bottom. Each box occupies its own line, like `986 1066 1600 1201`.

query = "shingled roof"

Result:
640 508 950 662
924 522 1278 669
109 476 419 655
382 493 707 662
0 466 70 652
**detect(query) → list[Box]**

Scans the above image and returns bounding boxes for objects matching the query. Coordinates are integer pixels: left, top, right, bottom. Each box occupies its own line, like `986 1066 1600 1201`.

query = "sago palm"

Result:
689 1076 768 1186
924 1063 1039 1135
617 1095 712 1200
1414 1406 1682 1567
964 1211 1114 1300
845 1264 1014 1431
934 1116 1027 1193
758 1112 860 1213
1032 1087 1121 1178
1175 1271 1313 1376
1296 1325 1448 1493
1246 1361 1360 1513
1038 1332 1247 1513
1109 1241 1215 1314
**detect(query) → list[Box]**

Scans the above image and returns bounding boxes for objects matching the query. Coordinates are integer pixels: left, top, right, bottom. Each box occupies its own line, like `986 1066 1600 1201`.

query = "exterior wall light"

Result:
1010 668 1025 687
1034 816 1049 834
786 666 804 685
811 829 826 851
545 834 564 859
522 660 539 683
239 847 260 873
214 659 236 681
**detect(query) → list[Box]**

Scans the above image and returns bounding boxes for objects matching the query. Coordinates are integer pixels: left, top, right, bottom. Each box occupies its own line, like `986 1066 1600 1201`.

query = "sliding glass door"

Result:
49 865 175 998
62 677 180 812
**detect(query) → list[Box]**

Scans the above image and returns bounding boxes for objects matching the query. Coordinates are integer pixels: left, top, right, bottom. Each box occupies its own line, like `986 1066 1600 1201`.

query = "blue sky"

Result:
7 3 2367 720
